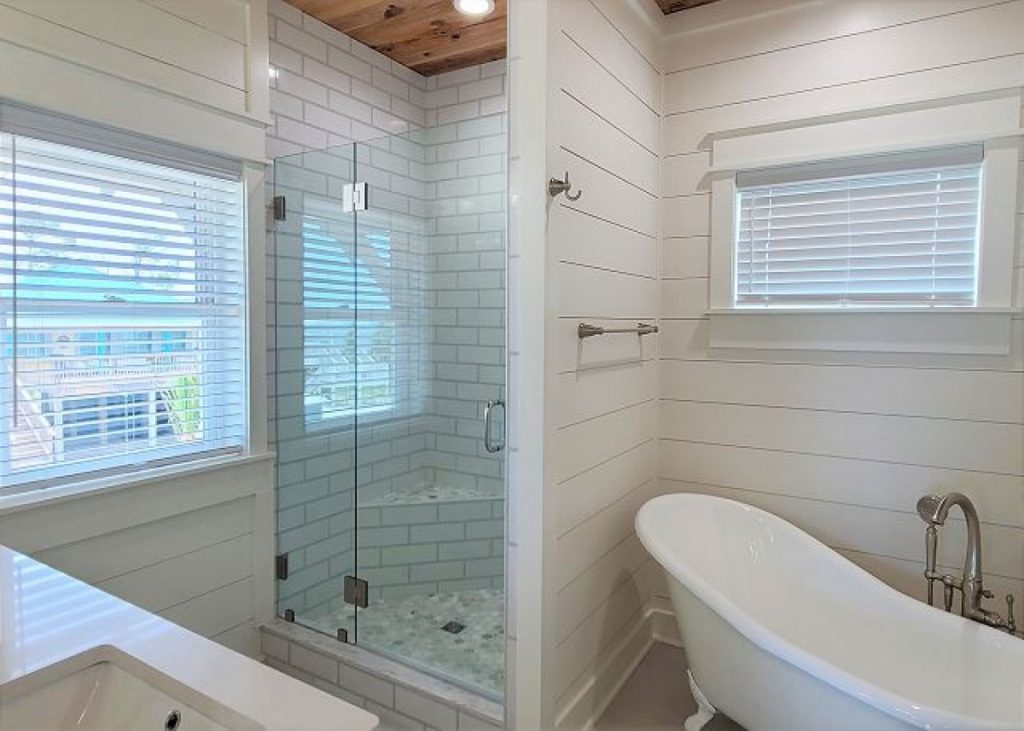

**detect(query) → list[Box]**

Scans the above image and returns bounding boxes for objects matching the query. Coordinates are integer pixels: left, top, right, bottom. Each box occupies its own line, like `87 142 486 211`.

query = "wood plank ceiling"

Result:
284 0 507 76
655 0 722 13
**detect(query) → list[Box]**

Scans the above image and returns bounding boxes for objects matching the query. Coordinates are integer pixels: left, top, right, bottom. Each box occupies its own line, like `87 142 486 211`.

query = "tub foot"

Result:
684 670 717 731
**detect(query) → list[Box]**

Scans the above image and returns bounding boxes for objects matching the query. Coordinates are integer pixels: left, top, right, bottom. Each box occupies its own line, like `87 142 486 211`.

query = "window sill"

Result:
0 452 275 517
707 308 1015 355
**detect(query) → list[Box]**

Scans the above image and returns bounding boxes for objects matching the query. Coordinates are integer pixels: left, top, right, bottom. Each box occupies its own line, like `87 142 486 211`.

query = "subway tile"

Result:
410 561 465 583
358 526 409 547
395 686 459 729
290 644 339 683
439 540 492 561
365 701 425 730
276 19 327 61
328 47 371 82
338 664 395 707
381 504 439 525
410 522 466 543
382 544 439 566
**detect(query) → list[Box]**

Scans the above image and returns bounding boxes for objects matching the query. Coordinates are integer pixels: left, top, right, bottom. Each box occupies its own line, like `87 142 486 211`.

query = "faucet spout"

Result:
928 493 983 603
915 492 1014 631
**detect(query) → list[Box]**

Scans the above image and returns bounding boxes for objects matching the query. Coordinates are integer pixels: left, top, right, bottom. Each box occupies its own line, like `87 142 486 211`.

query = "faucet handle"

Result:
1006 595 1016 635
943 577 956 612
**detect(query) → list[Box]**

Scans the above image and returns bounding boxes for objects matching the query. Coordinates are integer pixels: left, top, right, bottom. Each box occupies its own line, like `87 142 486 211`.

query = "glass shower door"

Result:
352 121 507 699
273 143 360 644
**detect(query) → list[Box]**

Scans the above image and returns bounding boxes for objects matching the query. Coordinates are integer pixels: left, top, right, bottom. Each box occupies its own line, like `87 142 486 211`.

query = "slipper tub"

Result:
635 493 1024 731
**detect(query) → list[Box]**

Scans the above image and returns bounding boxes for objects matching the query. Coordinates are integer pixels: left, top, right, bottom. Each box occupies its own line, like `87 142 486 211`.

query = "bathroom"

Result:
0 0 1022 729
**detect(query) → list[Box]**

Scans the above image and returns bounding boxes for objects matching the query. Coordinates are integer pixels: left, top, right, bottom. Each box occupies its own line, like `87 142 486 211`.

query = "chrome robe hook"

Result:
549 171 582 201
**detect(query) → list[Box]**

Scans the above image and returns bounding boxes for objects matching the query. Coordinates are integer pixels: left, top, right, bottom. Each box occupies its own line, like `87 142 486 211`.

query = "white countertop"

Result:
0 546 379 731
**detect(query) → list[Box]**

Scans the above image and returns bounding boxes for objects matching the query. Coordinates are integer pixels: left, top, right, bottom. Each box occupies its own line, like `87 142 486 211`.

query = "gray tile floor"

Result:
595 644 744 731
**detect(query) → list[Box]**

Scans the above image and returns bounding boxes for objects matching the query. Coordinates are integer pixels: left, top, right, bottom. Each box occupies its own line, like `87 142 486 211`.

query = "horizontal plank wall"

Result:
0 0 273 657
0 457 274 657
545 1 666 727
0 0 269 161
660 0 1024 625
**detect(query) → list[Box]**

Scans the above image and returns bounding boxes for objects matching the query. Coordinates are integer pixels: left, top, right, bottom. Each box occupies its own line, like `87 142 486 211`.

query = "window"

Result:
301 198 401 426
734 147 983 307
0 132 247 489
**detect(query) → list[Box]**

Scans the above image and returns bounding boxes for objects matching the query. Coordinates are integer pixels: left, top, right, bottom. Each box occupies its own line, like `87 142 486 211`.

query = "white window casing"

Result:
0 118 248 491
705 93 1023 354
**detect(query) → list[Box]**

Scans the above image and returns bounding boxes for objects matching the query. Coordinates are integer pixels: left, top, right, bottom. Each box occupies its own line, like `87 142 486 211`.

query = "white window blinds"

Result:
301 194 424 427
735 147 983 306
0 132 247 489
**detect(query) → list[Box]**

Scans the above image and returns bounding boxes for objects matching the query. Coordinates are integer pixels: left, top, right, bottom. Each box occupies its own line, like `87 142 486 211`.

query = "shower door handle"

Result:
483 399 505 453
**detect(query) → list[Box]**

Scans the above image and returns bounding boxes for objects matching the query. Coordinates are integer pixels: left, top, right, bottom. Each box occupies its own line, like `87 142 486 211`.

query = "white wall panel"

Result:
665 2 1024 114
0 0 268 160
659 0 1024 636
546 3 662 719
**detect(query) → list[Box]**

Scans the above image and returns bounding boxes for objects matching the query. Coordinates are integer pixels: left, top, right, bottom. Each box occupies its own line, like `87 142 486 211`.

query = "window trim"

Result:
0 115 256 493
702 94 1023 354
710 138 1019 313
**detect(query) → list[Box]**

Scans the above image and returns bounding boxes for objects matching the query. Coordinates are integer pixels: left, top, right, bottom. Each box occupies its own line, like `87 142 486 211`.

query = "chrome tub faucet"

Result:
916 492 1017 635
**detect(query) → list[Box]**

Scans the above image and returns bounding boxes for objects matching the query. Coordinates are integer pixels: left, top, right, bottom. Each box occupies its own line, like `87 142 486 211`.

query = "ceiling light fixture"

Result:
453 0 495 18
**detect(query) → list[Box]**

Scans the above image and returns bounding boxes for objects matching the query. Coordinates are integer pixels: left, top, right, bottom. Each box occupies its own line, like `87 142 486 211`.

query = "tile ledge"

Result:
261 619 504 724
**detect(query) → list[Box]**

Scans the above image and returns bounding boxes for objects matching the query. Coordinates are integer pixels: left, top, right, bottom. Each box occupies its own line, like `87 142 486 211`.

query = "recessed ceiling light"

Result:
453 0 495 18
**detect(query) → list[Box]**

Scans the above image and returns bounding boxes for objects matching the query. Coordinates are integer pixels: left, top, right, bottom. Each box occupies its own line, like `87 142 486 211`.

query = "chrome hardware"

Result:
342 182 368 212
943 576 957 612
549 171 582 201
164 710 182 731
916 492 1019 635
578 322 658 339
483 399 505 453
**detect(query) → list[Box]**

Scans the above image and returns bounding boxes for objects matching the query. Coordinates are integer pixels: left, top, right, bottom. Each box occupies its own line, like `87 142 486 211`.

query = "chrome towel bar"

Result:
578 322 658 339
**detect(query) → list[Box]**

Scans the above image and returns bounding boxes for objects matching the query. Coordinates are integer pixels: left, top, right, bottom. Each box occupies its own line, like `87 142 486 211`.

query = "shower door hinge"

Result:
344 575 369 608
272 195 287 221
342 182 368 212
275 553 289 580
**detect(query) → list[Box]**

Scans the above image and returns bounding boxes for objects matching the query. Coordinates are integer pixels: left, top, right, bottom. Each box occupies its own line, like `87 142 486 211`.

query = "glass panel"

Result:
273 144 358 645
353 116 507 700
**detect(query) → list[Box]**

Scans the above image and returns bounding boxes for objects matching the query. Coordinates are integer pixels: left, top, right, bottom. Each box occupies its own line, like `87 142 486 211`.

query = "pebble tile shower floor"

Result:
306 588 505 699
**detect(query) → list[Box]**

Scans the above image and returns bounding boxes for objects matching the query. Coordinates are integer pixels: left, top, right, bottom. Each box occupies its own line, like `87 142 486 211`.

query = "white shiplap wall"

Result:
0 0 273 658
544 1 666 727
660 0 1024 624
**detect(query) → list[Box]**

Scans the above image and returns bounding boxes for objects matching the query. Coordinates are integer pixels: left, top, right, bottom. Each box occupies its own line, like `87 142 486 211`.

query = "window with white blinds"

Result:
734 147 983 307
301 195 421 427
0 132 247 489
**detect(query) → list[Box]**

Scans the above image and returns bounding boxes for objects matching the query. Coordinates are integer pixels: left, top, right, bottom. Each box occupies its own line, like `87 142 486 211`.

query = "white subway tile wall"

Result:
265 0 507 642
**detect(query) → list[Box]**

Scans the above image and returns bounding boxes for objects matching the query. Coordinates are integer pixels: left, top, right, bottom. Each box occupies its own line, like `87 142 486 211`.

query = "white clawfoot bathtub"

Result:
636 493 1024 731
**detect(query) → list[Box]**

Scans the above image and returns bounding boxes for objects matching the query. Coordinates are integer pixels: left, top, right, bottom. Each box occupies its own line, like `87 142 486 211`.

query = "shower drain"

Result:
440 620 466 634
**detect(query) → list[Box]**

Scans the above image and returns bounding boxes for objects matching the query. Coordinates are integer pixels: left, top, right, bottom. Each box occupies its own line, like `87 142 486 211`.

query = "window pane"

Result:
735 160 981 306
0 134 246 488
302 210 400 425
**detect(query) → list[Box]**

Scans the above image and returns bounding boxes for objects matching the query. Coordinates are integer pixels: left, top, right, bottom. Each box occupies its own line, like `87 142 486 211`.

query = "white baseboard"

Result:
555 601 681 730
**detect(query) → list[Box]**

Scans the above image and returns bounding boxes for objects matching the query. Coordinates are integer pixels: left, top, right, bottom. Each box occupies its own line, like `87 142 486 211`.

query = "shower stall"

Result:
270 114 507 700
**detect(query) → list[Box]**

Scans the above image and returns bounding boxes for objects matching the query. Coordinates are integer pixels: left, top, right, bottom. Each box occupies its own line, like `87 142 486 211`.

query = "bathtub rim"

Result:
636 493 1024 731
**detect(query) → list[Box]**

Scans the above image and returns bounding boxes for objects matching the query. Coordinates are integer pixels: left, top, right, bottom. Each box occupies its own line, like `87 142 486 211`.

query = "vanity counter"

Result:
0 546 378 730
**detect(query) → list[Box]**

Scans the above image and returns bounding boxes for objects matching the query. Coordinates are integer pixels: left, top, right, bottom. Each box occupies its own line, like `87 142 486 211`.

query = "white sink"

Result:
0 645 263 731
